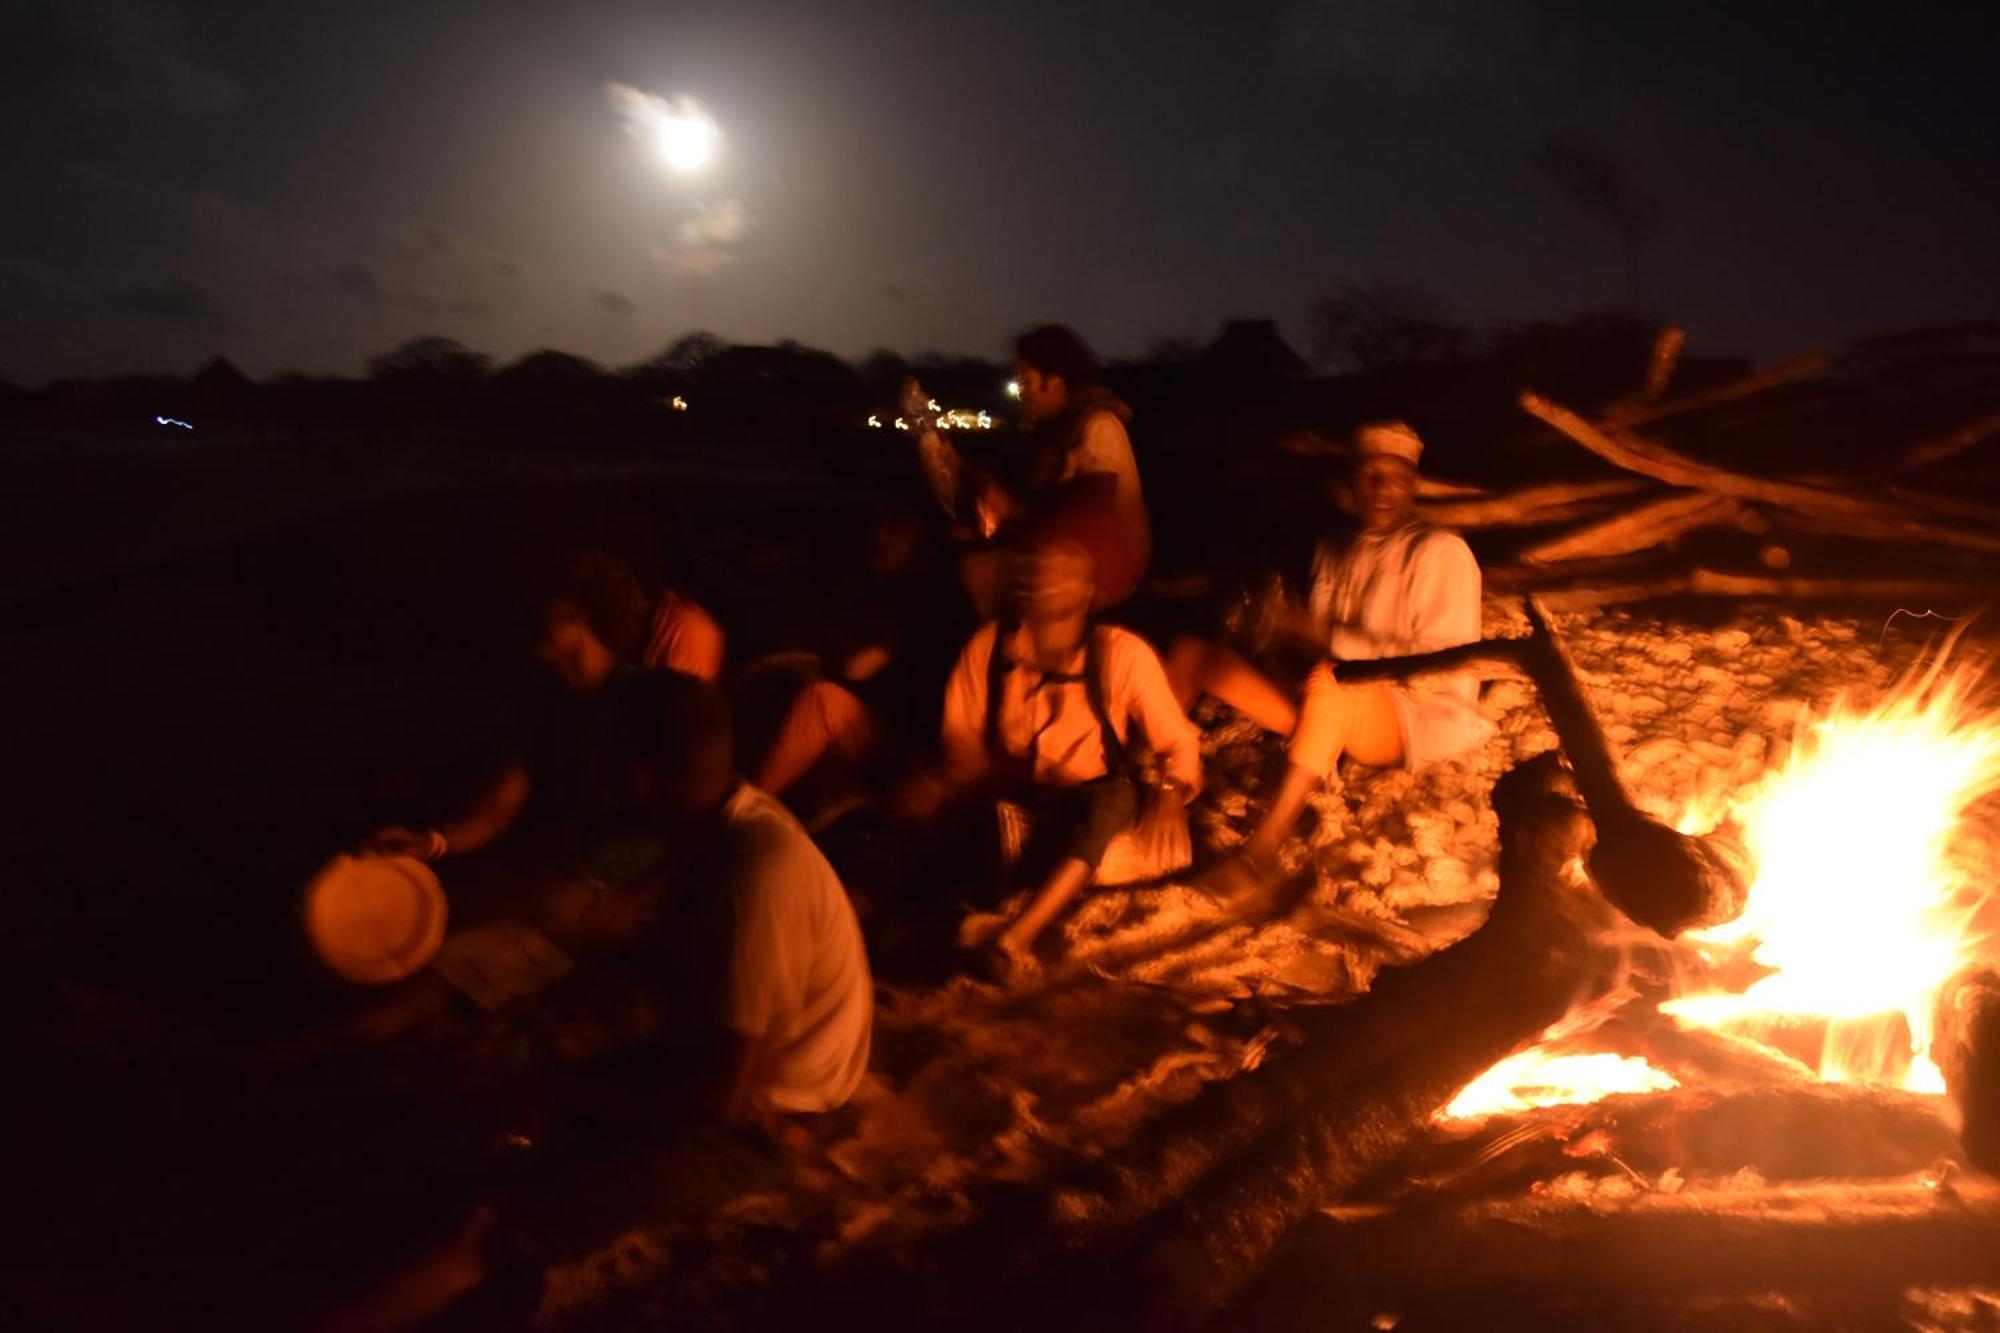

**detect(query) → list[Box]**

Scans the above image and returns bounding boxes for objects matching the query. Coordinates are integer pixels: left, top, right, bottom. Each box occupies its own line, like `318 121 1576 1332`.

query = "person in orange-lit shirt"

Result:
909 524 1200 979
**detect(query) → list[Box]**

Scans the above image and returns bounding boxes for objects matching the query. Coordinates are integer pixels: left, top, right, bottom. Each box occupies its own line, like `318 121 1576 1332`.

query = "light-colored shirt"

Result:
1308 518 1492 767
1062 410 1151 587
644 589 726 682
941 622 1202 793
717 784 872 1114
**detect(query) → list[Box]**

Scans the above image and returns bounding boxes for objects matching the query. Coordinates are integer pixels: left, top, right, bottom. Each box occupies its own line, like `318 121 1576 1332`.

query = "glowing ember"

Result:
1443 1050 1678 1120
1665 666 2000 1089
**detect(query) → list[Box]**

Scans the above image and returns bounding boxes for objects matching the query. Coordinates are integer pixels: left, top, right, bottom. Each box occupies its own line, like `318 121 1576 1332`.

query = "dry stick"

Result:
1520 491 1736 565
1520 392 2000 554
1686 569 1993 602
1520 577 1696 612
1886 485 2000 525
1644 324 1685 401
1601 352 1827 429
1415 475 1491 499
1417 478 1650 529
1896 406 2000 471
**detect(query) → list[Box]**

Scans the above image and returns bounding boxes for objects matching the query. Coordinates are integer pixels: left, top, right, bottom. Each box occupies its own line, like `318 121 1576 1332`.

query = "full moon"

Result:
650 99 720 172
605 84 721 174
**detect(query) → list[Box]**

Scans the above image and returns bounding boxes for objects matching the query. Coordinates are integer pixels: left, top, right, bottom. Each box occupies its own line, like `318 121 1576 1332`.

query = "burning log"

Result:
814 758 1627 1330
1106 755 1623 1322
1417 478 1648 530
1934 967 2000 1175
1518 490 1735 565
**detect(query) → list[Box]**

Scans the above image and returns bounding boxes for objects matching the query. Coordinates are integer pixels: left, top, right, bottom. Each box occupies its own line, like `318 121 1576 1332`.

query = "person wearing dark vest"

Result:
904 324 1151 618
910 522 1200 979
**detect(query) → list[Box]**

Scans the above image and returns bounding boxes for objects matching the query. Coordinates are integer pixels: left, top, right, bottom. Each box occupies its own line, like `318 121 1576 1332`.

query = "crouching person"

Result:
910 523 1201 980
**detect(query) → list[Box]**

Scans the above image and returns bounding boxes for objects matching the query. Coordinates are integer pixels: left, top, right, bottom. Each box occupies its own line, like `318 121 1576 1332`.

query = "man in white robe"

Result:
1169 420 1490 889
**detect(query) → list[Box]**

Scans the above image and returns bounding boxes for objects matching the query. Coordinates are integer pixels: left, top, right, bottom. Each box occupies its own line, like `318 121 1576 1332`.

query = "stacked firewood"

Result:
1419 327 2000 611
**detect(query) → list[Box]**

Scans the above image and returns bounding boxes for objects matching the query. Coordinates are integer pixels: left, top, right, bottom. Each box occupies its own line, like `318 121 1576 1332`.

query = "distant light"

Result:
926 398 940 413
893 417 908 431
1005 379 1020 400
670 395 690 411
156 415 192 430
866 414 882 428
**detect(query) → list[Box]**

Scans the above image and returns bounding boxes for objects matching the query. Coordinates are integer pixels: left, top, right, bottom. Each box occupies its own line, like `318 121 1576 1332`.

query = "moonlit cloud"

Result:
657 198 751 278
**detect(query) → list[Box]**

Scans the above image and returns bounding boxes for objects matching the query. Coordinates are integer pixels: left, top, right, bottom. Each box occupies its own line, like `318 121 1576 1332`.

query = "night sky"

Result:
2 0 1995 384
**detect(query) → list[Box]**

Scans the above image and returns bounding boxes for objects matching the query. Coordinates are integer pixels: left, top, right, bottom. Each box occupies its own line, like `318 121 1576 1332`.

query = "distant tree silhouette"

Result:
366 336 491 385
624 331 729 392
1145 336 1202 365
660 331 728 374
1533 130 1662 309
857 348 912 386
1307 281 1469 372
497 349 606 387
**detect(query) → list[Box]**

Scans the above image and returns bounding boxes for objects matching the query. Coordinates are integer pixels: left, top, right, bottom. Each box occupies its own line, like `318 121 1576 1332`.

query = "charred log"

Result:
1519 596 1750 937
1934 967 2000 1175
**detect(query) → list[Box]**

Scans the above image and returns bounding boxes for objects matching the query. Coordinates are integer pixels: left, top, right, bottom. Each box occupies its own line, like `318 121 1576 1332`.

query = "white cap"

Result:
1356 420 1423 466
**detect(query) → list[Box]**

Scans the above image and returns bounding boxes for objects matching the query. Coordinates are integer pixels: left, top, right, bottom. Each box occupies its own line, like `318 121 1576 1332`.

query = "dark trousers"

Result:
1023 774 1139 873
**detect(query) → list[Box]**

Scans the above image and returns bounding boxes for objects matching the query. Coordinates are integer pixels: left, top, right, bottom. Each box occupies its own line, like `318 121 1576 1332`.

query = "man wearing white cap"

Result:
1170 420 1489 891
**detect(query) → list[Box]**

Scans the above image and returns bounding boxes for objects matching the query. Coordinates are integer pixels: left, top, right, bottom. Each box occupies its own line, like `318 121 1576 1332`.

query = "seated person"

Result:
1169 421 1490 891
907 522 1202 979
644 583 725 681
367 547 662 871
281 551 667 1061
600 669 874 1120
312 675 872 1332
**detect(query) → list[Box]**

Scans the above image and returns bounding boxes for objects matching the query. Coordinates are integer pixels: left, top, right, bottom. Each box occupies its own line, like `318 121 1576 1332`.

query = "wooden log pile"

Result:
1416 325 2000 610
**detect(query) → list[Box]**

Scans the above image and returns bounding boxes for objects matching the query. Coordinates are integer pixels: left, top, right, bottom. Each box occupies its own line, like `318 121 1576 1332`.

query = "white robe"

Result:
1308 518 1492 767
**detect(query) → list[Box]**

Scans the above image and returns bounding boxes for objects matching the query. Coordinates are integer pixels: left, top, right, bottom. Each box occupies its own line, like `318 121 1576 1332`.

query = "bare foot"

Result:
981 939 1043 987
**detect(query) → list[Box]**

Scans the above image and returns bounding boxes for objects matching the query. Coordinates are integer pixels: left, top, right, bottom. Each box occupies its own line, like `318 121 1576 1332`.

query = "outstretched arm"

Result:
367 760 531 859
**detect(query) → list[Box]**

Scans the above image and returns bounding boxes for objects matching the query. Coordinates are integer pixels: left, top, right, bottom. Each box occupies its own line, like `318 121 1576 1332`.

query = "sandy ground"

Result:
517 599 1998 1327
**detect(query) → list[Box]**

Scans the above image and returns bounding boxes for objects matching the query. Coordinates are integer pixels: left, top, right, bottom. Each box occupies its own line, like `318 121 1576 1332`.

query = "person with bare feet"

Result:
907 520 1201 979
1167 421 1489 897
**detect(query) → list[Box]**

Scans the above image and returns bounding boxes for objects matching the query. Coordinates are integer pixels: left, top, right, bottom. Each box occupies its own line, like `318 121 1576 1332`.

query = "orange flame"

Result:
1665 661 2000 1089
1445 647 2000 1119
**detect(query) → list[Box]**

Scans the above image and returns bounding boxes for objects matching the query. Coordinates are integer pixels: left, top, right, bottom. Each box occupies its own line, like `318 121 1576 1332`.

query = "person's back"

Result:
712 783 872 1113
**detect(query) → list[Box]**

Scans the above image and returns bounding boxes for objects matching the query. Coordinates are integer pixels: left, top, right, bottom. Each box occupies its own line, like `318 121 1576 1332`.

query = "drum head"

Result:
303 854 448 985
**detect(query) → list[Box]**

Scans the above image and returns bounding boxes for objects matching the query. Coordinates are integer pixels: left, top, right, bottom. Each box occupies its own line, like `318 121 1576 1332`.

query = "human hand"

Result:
364 826 448 860
898 374 931 422
1136 783 1191 870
